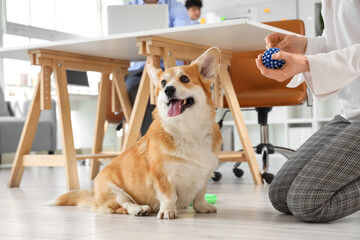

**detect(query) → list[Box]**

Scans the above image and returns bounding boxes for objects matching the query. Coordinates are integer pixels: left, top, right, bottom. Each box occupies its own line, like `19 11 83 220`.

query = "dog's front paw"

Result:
193 202 217 213
128 204 151 216
157 209 177 219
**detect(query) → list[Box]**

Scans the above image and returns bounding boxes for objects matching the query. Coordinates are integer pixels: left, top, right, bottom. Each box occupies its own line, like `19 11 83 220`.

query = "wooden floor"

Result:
0 158 359 240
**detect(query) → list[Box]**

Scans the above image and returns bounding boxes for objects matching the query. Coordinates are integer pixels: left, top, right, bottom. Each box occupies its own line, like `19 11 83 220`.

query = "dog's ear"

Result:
192 47 221 83
146 64 162 87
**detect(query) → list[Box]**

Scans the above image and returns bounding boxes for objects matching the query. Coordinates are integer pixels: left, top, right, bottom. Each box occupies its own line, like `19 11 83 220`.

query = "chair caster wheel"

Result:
212 171 222 182
233 168 244 178
262 172 274 184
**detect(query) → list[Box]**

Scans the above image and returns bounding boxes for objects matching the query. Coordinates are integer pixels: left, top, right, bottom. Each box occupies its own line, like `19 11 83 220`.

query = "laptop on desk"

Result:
66 70 95 95
107 4 169 35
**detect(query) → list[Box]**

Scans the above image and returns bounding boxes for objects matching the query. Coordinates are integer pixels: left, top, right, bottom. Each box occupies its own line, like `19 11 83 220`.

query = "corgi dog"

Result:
48 47 222 220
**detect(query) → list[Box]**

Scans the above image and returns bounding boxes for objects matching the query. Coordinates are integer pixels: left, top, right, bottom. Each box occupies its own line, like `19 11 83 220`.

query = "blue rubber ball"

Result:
261 47 285 69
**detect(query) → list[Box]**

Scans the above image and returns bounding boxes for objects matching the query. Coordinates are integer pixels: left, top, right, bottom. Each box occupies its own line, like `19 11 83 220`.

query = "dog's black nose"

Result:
164 86 176 97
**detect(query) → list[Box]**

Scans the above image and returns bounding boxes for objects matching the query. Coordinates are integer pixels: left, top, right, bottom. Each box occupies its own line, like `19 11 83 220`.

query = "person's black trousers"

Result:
125 69 155 136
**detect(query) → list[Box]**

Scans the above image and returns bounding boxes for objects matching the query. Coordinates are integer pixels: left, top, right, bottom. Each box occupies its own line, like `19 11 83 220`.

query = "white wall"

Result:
56 95 119 151
200 0 297 23
199 0 322 38
297 0 322 37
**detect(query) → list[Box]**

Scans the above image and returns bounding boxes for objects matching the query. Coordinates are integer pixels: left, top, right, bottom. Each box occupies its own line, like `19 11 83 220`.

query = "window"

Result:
30 0 56 30
56 0 99 37
6 0 30 25
3 34 29 48
3 58 38 101
1 0 101 100
5 0 99 36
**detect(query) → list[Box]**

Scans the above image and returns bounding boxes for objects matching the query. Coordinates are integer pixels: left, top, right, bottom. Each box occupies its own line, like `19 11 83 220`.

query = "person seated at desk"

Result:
185 0 202 25
126 0 191 136
255 0 360 223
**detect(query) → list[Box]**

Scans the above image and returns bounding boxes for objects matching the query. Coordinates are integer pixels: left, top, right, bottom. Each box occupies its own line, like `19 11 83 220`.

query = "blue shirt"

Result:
128 0 191 70
128 0 191 28
190 20 200 25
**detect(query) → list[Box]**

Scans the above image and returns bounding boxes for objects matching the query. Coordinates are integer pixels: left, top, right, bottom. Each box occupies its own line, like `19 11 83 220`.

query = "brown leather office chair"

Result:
220 20 307 183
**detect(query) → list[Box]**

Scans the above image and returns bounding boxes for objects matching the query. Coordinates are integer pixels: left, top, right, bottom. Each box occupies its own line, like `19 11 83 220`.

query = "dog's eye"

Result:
180 75 190 83
161 80 167 88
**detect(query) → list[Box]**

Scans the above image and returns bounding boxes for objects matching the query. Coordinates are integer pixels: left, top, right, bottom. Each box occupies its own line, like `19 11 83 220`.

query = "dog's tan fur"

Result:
49 47 222 219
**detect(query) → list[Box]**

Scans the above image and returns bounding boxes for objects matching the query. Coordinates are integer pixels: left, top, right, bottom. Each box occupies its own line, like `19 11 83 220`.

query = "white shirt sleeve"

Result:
287 37 360 100
286 36 326 98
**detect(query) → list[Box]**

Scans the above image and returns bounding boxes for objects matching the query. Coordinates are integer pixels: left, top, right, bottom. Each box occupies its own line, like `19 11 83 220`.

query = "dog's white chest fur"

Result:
163 134 218 208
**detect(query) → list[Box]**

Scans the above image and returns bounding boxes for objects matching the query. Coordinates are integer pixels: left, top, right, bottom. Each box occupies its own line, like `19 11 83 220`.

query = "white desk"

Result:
0 19 290 61
0 19 291 189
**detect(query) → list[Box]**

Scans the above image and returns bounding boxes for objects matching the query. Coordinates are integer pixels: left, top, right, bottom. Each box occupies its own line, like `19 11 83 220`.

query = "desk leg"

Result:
112 68 132 123
219 64 263 184
8 79 42 187
121 58 151 151
54 60 80 190
90 73 110 180
161 47 176 69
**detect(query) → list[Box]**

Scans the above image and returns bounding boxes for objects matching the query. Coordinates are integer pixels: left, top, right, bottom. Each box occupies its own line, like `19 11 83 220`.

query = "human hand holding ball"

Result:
261 48 285 69
255 32 310 82
255 47 310 82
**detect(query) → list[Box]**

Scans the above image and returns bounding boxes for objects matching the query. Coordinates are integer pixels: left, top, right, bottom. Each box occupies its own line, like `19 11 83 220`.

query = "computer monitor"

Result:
66 70 89 87
107 4 169 35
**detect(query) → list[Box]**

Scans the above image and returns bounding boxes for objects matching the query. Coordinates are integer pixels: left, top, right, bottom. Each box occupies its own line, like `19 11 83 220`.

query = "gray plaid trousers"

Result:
269 115 360 223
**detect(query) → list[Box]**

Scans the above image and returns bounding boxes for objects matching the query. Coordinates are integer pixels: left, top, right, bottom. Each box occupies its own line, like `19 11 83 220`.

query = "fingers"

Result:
271 51 288 60
276 35 291 50
266 42 273 50
265 32 286 49
265 34 276 49
255 55 271 75
265 33 297 52
255 55 287 82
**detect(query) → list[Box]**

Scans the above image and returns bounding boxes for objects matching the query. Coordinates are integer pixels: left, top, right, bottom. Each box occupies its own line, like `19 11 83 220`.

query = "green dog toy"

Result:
190 194 217 206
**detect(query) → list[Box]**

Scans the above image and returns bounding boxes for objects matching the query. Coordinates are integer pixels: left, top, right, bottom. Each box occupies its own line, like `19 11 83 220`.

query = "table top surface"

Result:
0 19 292 61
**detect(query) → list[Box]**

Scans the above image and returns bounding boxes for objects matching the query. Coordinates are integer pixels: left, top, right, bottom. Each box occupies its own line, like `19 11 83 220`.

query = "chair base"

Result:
214 146 295 183
214 107 296 183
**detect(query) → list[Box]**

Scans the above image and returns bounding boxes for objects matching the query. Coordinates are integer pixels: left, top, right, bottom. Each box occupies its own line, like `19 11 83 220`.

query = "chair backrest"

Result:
227 19 307 108
264 19 305 35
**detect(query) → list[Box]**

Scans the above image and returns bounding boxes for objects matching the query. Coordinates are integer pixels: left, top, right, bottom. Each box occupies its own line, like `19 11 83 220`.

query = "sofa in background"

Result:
0 87 57 164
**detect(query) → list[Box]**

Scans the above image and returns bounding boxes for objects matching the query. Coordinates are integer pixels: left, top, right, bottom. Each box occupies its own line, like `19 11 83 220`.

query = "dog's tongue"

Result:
168 100 182 117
